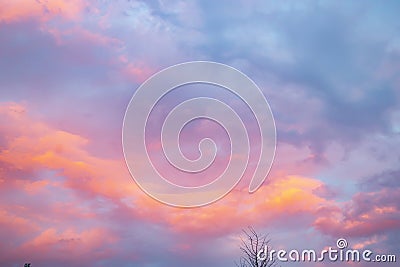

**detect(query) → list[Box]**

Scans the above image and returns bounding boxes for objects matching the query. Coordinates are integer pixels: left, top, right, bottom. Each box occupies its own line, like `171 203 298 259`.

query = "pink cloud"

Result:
0 102 137 199
1 101 398 266
0 102 331 238
314 188 400 238
0 0 86 22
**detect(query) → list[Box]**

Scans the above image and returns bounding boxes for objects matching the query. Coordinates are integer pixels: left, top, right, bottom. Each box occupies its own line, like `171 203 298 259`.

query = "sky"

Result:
0 0 399 266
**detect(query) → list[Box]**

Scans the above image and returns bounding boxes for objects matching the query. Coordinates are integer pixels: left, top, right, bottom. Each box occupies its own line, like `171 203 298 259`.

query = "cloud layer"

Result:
0 0 399 266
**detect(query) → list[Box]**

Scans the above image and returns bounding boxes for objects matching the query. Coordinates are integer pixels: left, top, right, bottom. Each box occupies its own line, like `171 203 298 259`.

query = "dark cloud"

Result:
361 168 400 191
190 1 400 158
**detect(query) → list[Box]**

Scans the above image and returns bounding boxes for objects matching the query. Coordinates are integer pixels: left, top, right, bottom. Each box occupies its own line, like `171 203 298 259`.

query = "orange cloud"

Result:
0 102 335 239
2 100 399 266
0 102 136 201
5 101 397 247
0 0 85 22
144 175 332 237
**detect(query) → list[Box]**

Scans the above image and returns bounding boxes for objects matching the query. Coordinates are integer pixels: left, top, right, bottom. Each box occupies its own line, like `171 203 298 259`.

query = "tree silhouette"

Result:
236 227 278 267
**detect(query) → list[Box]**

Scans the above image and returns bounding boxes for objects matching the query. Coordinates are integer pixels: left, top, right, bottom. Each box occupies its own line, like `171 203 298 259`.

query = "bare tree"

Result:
236 227 278 267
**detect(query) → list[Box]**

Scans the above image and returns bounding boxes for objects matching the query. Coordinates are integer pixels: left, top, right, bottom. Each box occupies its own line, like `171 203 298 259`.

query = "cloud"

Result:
0 0 85 22
361 169 400 191
188 0 400 159
314 188 400 238
0 102 137 200
0 0 399 266
147 175 330 238
0 101 340 266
